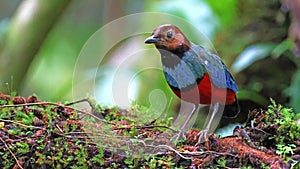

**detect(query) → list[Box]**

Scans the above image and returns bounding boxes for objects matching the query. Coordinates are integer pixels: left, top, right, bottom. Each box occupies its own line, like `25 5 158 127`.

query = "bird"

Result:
144 24 239 145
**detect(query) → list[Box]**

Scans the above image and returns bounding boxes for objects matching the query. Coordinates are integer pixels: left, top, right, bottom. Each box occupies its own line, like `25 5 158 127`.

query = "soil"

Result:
0 92 299 169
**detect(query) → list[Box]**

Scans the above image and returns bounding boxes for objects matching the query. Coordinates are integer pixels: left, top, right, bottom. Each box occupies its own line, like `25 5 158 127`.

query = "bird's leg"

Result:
175 104 199 141
196 103 219 146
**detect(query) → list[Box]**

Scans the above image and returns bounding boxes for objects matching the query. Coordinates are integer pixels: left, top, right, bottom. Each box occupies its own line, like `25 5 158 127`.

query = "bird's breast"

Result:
170 73 237 105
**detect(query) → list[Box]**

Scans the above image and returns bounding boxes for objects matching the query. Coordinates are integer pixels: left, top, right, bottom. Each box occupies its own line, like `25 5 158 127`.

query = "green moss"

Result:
267 99 300 144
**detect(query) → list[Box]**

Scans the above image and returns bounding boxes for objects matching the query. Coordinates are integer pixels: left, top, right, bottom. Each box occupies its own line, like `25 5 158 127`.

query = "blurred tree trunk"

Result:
285 0 300 56
102 0 126 24
0 0 71 92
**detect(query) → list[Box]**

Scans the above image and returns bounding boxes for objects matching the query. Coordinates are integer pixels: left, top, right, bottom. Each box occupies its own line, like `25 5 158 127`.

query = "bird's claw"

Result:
171 130 186 144
195 128 208 146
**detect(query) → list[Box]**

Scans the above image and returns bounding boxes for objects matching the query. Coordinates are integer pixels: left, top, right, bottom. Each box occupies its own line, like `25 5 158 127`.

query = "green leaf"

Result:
284 70 300 113
271 39 294 58
232 43 276 73
204 0 237 27
236 89 269 106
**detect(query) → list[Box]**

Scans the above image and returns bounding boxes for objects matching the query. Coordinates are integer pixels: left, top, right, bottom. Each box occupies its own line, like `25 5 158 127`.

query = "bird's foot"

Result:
171 130 186 144
195 128 208 146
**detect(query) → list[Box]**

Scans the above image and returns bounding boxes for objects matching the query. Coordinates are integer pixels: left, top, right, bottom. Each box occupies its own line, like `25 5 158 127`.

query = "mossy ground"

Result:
0 92 299 168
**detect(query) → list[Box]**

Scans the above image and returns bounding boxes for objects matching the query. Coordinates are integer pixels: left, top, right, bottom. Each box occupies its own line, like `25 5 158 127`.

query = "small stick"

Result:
0 101 62 108
180 150 237 157
0 137 24 169
148 144 191 160
113 125 177 132
64 98 89 106
0 119 43 130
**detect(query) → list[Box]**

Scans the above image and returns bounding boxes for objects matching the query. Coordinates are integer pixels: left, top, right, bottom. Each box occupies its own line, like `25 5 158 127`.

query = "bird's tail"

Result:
223 98 240 118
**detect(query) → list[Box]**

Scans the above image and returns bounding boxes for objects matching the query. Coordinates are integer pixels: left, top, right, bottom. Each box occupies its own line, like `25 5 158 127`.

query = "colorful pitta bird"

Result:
144 24 239 145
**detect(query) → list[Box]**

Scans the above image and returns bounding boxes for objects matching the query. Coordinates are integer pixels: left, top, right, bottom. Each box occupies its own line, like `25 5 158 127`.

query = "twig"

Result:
0 101 62 108
79 110 115 125
0 119 43 130
64 98 89 106
64 98 100 118
248 127 271 135
64 98 99 114
131 139 190 159
56 124 63 133
180 150 237 157
0 137 24 169
148 144 191 159
113 125 177 132
62 131 131 139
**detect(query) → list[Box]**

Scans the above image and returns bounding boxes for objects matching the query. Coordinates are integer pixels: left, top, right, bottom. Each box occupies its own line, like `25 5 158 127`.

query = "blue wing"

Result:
190 43 238 92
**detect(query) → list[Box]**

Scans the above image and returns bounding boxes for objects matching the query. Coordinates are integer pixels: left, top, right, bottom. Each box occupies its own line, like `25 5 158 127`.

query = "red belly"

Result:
171 74 236 105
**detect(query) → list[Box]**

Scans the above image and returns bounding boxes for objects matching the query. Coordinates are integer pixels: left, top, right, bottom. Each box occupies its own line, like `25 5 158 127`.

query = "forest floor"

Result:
0 92 299 169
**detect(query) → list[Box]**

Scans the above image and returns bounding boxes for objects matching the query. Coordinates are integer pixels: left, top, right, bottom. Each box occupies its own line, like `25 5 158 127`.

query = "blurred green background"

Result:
0 0 299 116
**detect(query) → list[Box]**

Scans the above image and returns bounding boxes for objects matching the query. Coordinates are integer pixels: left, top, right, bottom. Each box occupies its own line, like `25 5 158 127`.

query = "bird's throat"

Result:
158 49 183 68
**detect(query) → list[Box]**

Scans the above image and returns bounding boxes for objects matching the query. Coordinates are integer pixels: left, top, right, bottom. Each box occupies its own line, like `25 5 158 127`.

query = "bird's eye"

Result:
166 31 173 39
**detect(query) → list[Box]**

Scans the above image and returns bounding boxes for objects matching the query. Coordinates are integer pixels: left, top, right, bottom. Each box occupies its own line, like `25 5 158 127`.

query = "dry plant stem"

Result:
50 131 98 145
0 119 43 130
248 127 271 135
0 102 64 108
61 131 130 139
147 144 191 160
114 125 177 132
79 110 115 125
0 137 24 169
64 98 90 106
55 124 64 133
146 144 237 160
134 139 235 160
126 139 190 159
180 150 237 158
64 98 99 115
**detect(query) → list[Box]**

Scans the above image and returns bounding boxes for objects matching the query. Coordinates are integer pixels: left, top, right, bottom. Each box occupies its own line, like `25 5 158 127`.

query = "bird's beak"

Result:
144 35 160 44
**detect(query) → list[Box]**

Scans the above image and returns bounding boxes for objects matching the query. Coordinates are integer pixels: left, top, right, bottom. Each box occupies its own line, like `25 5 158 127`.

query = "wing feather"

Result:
190 43 238 92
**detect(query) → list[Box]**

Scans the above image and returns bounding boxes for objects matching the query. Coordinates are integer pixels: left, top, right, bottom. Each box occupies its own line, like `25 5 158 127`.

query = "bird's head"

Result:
144 24 190 54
